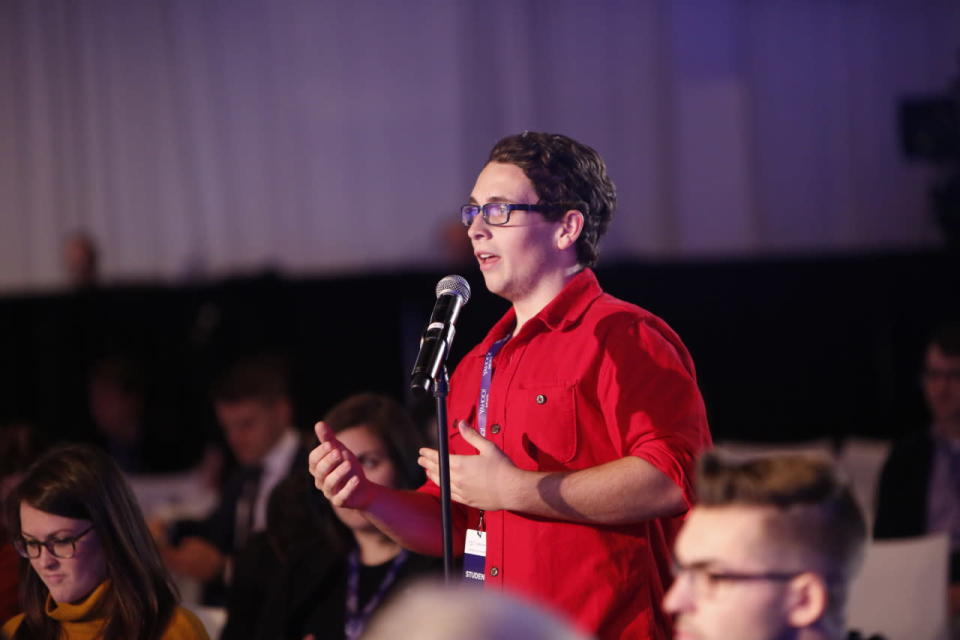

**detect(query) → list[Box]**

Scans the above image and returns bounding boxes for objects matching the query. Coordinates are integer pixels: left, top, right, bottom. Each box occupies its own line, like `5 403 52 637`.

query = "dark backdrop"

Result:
2 250 957 468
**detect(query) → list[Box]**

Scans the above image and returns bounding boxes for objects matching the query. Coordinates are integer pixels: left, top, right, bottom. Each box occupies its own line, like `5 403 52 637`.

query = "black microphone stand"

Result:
432 365 455 583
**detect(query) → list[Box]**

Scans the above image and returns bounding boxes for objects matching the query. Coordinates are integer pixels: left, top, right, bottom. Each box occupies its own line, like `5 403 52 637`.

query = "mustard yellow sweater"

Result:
1 581 209 640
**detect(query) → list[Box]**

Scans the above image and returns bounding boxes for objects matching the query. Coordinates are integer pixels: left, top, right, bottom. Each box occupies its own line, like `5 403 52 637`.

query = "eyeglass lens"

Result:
461 203 511 227
14 529 90 559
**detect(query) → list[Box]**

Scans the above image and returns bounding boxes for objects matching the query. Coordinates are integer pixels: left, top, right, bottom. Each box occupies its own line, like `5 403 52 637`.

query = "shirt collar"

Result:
261 428 299 479
932 423 960 451
46 580 110 622
476 268 603 354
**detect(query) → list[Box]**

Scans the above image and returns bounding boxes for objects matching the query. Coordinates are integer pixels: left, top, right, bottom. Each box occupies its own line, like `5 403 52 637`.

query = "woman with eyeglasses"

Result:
2 444 209 640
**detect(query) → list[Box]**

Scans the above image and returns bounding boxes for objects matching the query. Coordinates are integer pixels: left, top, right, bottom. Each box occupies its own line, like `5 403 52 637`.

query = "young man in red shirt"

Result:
310 132 711 639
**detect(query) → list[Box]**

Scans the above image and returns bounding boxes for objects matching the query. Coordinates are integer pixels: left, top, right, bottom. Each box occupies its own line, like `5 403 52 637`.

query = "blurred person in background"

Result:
156 355 309 606
62 230 99 290
253 393 440 640
86 355 192 475
874 324 960 616
219 472 328 640
2 444 208 639
87 356 146 472
664 453 867 640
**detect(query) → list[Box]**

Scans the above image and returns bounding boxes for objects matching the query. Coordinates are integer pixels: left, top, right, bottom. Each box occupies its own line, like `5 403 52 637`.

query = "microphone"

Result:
410 275 471 396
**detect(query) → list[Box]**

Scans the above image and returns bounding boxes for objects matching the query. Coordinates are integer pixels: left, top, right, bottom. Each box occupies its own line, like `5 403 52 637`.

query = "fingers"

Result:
308 440 332 473
308 437 369 508
323 457 355 497
329 475 361 508
315 420 331 441
418 447 438 466
418 447 439 483
420 464 440 487
308 423 348 478
309 446 347 492
457 421 486 448
419 456 468 506
419 449 470 497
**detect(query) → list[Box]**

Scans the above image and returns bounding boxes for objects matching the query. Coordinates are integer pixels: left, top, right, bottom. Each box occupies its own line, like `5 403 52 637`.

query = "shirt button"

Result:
535 394 547 405
490 424 501 434
490 567 499 577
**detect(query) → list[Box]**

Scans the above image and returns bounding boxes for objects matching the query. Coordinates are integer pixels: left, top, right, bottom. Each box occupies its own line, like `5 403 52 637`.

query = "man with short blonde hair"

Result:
664 453 867 640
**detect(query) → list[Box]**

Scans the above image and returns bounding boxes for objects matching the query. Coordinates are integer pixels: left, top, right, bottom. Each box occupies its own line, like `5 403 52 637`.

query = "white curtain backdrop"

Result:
0 0 957 291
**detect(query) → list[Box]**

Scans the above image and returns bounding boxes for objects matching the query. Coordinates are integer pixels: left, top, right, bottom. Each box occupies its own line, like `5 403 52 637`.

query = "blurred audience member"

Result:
2 444 208 639
87 355 189 475
62 230 99 290
664 453 867 640
252 392 439 640
363 579 589 640
87 356 146 472
157 355 308 605
874 324 960 614
220 473 327 640
0 423 47 624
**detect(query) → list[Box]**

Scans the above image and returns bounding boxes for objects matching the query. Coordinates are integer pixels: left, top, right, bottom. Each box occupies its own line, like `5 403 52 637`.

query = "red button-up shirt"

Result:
419 269 711 639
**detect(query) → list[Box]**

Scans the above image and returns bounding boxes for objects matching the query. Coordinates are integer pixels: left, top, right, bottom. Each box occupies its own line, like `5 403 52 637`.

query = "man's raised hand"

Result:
308 421 375 509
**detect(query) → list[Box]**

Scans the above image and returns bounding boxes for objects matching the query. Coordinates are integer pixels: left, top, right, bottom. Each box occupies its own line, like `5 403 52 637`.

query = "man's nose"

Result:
466 212 490 239
663 573 693 614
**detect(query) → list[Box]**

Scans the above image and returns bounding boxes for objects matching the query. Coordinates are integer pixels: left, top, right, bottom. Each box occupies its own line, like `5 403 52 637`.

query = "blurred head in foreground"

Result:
363 579 590 640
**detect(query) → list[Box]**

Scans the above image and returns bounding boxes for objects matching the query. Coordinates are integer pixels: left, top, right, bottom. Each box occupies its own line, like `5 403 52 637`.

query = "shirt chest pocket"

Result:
506 382 579 467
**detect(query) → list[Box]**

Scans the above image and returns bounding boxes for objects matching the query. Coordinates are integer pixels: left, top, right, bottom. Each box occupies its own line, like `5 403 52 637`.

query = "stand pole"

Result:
433 365 454 583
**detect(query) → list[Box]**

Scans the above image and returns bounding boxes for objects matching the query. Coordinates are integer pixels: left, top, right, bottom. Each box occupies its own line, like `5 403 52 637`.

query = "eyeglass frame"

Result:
460 202 586 228
14 526 95 559
671 560 804 598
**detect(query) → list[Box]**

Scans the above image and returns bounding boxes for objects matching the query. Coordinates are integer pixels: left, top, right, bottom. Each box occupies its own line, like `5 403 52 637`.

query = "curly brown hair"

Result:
487 132 616 268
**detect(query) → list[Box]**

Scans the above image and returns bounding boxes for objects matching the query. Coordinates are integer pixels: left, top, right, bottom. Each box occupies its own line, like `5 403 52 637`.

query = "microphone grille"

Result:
436 275 471 304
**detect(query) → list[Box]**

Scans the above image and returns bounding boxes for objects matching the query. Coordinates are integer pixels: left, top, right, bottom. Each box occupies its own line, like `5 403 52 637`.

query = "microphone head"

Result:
436 275 471 304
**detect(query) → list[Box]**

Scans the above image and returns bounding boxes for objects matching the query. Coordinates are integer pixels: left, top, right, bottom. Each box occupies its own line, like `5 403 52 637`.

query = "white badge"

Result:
462 528 487 584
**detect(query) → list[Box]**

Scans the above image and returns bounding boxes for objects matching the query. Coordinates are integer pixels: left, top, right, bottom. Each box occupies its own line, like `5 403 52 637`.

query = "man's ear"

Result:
556 209 584 251
784 572 828 629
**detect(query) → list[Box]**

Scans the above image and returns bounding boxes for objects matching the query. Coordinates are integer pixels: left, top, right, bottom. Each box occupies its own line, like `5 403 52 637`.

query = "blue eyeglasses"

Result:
460 203 552 227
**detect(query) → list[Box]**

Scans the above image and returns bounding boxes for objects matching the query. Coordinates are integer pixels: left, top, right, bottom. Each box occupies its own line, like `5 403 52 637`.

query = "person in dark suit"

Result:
874 324 960 612
157 355 310 605
219 472 329 640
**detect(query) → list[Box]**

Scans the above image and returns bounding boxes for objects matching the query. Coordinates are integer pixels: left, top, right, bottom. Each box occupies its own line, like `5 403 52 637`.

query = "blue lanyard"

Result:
344 548 409 640
477 337 509 437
